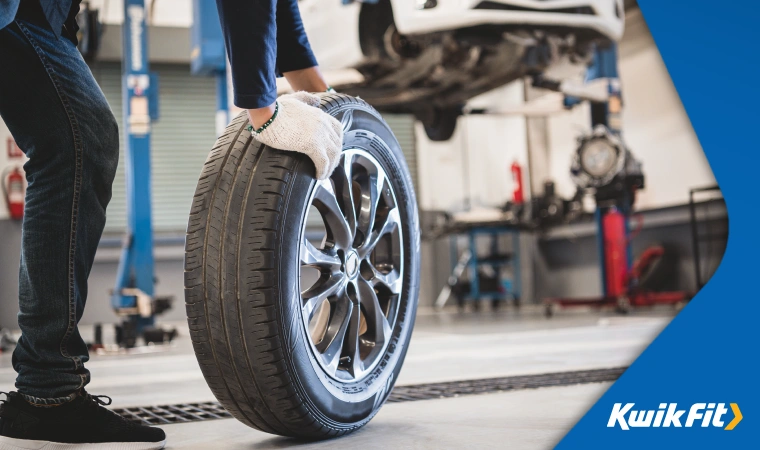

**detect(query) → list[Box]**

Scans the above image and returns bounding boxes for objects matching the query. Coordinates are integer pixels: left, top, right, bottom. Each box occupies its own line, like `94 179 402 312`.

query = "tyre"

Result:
417 106 461 142
185 94 420 439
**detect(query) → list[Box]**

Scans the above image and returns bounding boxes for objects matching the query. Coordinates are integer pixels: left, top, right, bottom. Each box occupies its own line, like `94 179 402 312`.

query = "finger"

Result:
310 146 328 180
330 136 342 160
326 114 343 133
326 117 343 144
287 91 321 108
327 138 342 170
319 144 339 180
328 152 341 178
331 129 344 156
322 132 340 164
323 144 339 173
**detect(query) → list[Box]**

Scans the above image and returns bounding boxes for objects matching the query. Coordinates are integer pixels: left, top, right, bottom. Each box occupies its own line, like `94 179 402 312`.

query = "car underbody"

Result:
333 2 618 140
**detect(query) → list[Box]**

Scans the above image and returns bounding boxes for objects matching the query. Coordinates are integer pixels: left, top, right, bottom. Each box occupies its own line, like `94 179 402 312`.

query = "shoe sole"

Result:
0 436 166 450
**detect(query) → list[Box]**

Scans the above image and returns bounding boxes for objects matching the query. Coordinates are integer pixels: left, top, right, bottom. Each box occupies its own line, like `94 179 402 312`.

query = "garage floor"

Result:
0 307 673 449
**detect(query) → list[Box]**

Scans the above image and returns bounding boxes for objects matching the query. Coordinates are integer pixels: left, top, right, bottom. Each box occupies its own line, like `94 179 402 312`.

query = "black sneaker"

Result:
0 391 166 449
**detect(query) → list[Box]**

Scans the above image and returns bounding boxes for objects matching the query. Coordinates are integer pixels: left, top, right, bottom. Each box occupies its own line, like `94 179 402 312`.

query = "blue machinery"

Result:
111 0 164 339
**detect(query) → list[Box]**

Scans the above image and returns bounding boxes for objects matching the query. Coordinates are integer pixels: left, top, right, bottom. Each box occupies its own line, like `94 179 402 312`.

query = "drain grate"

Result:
386 367 626 403
113 402 233 425
114 367 625 426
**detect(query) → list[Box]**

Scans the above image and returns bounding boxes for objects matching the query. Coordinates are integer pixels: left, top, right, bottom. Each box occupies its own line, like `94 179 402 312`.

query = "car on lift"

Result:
299 0 625 141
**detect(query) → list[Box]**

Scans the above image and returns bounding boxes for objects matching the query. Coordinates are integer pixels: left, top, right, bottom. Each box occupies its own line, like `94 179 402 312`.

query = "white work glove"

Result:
251 91 343 180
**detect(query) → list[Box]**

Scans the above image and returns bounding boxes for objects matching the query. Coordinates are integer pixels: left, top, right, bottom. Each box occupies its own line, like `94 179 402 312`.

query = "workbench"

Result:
430 219 532 310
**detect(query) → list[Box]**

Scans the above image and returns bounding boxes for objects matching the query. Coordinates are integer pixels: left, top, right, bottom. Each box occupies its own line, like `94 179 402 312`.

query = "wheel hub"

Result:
345 251 360 279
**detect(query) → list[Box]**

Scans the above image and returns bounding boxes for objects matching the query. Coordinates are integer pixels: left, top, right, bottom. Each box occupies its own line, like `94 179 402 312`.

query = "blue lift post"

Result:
191 0 228 135
111 0 162 336
587 44 634 295
575 44 634 296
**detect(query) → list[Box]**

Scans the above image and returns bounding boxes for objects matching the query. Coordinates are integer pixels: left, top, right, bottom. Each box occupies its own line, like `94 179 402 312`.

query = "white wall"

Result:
416 82 529 212
546 10 715 209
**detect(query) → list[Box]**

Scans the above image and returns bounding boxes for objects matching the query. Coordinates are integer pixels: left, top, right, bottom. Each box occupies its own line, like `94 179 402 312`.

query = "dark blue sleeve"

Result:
275 0 318 74
215 0 318 109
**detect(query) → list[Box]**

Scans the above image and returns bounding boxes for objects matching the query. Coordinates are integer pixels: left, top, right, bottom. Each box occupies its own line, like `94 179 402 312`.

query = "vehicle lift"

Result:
110 0 174 347
191 0 229 136
544 44 690 316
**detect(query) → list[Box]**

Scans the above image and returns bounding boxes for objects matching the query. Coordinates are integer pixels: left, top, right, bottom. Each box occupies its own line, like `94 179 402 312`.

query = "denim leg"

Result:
0 19 119 399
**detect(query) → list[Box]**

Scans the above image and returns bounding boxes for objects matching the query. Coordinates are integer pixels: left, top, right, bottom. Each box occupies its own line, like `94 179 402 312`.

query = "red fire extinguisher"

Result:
511 161 524 204
2 167 25 220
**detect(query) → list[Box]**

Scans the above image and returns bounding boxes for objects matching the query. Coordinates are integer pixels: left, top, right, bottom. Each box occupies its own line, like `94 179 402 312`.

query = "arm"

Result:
215 0 343 181
215 0 278 113
215 0 328 126
275 0 329 92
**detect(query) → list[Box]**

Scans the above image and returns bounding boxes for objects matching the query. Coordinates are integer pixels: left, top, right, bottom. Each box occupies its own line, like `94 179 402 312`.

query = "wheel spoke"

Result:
343 299 364 377
358 207 400 259
357 170 385 245
300 238 341 270
335 155 358 239
313 180 353 250
371 266 402 295
320 299 353 374
302 272 345 320
357 278 392 347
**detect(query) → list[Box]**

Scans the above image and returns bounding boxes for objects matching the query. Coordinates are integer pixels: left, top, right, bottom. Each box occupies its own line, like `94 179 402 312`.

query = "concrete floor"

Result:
0 307 674 449
162 383 611 450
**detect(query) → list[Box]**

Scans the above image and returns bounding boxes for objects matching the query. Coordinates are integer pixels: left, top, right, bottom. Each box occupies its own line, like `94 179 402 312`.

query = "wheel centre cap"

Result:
346 251 360 279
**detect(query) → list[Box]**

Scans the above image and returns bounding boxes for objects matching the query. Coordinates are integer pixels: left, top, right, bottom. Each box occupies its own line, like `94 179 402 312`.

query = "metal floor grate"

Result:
114 402 233 425
113 367 626 426
386 367 626 403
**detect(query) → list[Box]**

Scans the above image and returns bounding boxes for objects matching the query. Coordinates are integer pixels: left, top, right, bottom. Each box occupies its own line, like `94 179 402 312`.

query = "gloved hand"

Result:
251 91 343 180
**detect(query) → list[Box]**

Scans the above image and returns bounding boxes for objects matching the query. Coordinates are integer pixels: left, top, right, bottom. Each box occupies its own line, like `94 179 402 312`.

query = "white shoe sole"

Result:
0 436 166 450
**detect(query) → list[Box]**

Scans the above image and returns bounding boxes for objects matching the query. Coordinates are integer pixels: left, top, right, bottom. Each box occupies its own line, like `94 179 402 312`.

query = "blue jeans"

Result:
0 12 119 402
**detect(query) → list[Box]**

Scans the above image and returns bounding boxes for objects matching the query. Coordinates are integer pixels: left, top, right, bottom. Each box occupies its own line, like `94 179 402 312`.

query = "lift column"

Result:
191 0 228 135
111 0 161 336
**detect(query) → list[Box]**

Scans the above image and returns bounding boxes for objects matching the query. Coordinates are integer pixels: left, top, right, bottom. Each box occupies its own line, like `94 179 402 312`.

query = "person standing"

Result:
0 0 341 448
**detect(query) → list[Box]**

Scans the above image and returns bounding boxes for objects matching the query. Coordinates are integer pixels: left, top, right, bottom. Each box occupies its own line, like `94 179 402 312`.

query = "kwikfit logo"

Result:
607 403 742 430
